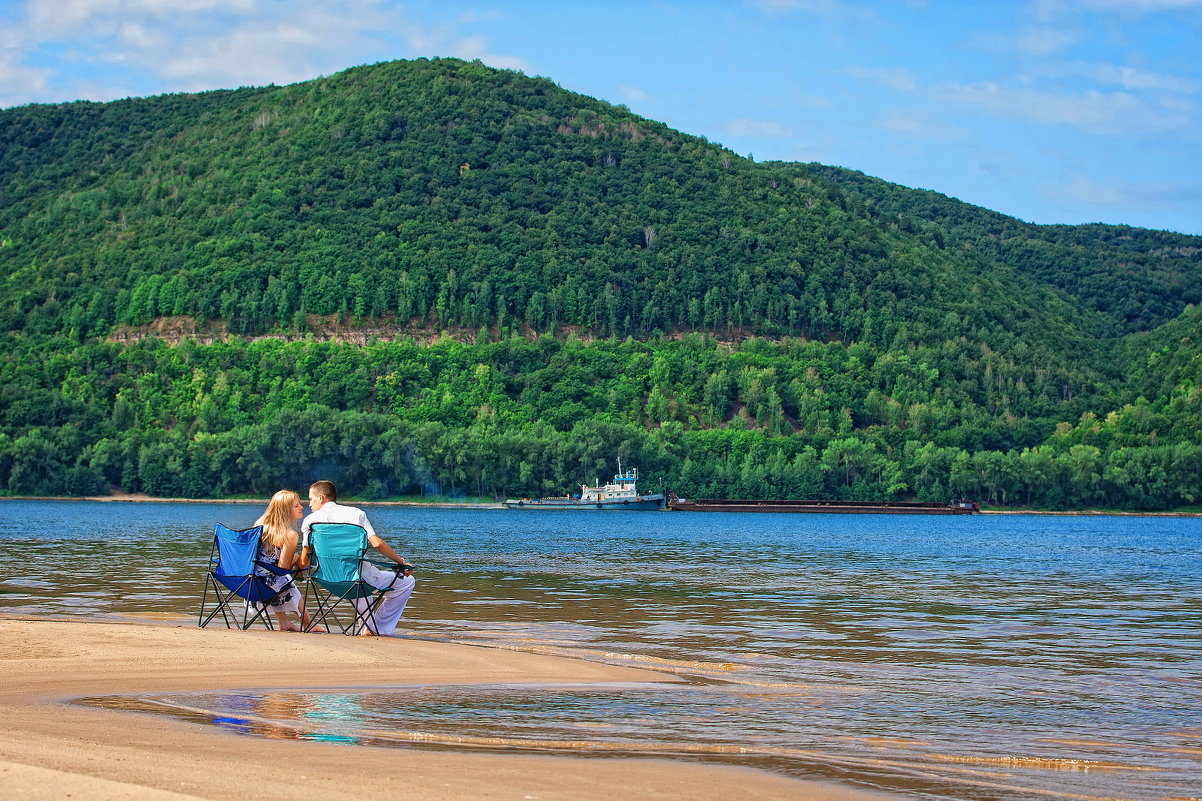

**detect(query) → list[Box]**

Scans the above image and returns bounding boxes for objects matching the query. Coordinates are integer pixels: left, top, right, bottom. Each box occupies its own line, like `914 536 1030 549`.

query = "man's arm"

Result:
360 509 409 568
300 518 311 545
367 534 412 568
356 508 378 541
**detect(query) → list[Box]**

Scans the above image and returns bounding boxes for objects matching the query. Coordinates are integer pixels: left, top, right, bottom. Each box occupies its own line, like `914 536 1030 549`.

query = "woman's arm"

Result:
277 532 299 570
285 530 313 570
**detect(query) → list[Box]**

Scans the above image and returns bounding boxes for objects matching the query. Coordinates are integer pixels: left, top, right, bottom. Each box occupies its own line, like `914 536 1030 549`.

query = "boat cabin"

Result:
580 467 641 503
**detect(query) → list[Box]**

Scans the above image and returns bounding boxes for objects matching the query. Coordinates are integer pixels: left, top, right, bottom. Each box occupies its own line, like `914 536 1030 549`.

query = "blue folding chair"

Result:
303 522 398 635
198 523 300 630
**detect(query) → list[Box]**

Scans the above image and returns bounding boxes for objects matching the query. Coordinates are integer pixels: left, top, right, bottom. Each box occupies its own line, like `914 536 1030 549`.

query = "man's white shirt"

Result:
301 500 414 634
301 501 377 545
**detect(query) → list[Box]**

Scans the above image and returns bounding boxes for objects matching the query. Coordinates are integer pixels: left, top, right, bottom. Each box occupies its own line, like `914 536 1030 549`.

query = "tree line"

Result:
1 58 1198 510
1 332 1198 510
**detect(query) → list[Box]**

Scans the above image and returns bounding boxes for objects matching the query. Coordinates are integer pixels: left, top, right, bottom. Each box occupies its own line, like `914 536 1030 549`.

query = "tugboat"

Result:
503 462 665 510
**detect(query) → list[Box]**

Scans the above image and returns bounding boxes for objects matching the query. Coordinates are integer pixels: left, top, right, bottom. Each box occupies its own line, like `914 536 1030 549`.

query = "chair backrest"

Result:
209 523 281 603
308 522 368 590
213 524 263 579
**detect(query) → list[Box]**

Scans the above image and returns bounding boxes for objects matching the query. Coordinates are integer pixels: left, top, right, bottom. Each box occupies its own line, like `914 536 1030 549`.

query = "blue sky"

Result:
2 0 1200 235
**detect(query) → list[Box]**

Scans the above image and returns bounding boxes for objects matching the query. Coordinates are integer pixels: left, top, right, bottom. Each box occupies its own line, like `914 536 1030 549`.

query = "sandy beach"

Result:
0 616 895 801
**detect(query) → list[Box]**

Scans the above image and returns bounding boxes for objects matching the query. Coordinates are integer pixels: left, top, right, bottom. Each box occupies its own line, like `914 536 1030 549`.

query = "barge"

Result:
666 493 979 514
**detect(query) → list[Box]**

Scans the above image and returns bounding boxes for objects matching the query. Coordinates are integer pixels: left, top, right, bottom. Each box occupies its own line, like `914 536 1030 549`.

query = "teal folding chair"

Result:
303 522 398 635
198 524 299 630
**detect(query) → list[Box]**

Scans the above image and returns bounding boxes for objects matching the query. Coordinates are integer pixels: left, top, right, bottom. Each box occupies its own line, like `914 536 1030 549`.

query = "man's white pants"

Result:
354 561 415 636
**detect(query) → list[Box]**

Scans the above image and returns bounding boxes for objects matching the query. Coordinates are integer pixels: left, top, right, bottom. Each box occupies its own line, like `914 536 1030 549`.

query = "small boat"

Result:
666 492 979 515
504 463 666 510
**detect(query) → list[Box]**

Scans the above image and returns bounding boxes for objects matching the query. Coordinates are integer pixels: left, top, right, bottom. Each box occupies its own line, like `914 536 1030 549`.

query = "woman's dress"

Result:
255 540 300 612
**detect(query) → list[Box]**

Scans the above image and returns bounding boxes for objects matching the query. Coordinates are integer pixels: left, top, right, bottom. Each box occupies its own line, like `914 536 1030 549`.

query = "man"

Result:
301 479 415 636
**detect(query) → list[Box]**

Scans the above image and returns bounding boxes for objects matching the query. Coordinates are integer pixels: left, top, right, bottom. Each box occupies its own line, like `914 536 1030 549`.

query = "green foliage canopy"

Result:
1 58 1200 509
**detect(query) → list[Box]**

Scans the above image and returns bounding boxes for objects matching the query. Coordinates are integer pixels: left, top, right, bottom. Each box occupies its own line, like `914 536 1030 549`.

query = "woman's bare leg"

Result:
273 610 300 632
299 601 326 633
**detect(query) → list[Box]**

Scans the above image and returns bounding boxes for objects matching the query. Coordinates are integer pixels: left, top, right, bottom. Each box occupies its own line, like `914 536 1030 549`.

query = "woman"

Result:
253 489 318 632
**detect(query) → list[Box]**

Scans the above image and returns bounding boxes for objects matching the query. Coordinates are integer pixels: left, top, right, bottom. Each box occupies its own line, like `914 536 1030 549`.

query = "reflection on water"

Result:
8 500 1202 801
81 681 1189 801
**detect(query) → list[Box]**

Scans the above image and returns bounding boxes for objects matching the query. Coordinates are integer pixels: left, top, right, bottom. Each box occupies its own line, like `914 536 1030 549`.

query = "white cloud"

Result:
975 2 1080 58
1014 24 1078 57
1048 173 1130 206
117 21 169 51
797 94 832 108
726 118 793 137
1074 0 1202 12
25 0 260 34
879 112 935 136
1005 0 1202 56
2 0 530 106
880 114 924 135
66 78 142 102
1043 173 1200 210
746 0 872 21
935 80 1195 136
0 58 53 107
844 53 1198 140
972 28 1075 60
749 0 844 14
976 159 1024 180
160 20 329 87
619 84 650 103
876 110 968 144
1053 62 1202 94
456 9 500 24
450 33 530 72
844 66 918 92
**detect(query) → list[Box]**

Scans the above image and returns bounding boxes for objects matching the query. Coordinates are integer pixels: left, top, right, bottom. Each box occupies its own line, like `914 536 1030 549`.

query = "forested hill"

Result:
6 56 1192 348
800 164 1201 334
1 57 1201 510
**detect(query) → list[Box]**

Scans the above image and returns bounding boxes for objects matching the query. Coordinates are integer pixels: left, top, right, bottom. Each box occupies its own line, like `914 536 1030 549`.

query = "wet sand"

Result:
0 616 895 801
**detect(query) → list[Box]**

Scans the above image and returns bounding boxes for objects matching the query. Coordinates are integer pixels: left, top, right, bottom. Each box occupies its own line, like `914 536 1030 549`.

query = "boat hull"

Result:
503 495 666 511
667 497 979 514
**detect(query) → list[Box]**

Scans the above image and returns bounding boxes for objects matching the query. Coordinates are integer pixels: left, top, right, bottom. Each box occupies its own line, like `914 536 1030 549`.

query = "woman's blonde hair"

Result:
259 489 300 549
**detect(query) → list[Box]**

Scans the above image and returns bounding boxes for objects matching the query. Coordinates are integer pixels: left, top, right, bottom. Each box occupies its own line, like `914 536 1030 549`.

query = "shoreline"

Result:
0 615 893 801
2 493 1200 516
978 508 1202 517
0 493 501 508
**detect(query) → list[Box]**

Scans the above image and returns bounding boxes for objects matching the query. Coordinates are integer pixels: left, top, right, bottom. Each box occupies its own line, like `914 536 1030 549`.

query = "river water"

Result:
1 500 1199 801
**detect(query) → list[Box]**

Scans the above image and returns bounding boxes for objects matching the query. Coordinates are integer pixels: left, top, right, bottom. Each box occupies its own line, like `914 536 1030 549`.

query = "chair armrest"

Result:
254 560 303 577
364 558 415 571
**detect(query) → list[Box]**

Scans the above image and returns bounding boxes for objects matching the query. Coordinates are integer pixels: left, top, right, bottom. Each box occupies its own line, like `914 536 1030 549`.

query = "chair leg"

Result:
218 597 235 628
305 585 343 634
305 584 328 632
305 588 380 636
197 577 211 628
302 584 317 631
200 592 238 629
199 576 278 630
198 578 236 629
361 594 387 635
350 603 367 635
240 598 275 631
344 591 388 635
